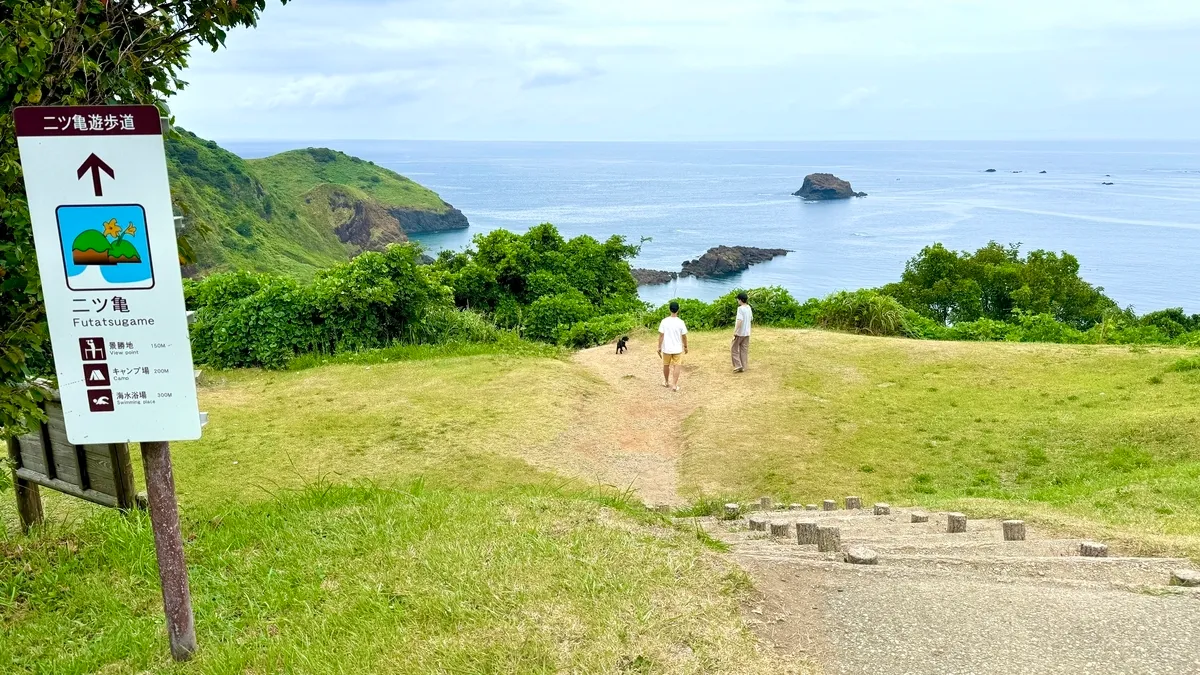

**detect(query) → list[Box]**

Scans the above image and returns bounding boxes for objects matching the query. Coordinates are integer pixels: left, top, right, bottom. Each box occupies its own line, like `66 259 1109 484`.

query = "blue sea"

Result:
226 141 1200 314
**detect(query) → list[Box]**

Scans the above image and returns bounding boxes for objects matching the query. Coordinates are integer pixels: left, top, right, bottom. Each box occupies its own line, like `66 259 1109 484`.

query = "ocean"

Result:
225 140 1200 314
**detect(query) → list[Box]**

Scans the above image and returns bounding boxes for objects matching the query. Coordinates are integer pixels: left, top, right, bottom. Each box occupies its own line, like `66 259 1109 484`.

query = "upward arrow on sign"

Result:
77 153 115 197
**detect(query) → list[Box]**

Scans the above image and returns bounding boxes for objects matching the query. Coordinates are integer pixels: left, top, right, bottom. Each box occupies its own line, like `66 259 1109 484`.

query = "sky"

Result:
171 0 1200 142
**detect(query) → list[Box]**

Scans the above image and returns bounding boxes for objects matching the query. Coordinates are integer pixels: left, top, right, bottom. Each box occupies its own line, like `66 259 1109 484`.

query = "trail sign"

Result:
15 106 201 444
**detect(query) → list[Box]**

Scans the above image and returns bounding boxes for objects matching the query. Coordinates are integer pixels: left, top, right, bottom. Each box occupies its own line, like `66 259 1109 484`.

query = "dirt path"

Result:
551 335 714 505
558 335 1200 673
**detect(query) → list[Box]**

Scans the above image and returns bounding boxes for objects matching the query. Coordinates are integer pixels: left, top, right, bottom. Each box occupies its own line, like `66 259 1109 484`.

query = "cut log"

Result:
805 504 818 511
760 496 774 511
844 496 862 510
723 503 740 518
769 521 790 538
947 513 967 533
789 503 804 511
816 525 841 553
1170 570 1200 587
1080 541 1108 557
796 521 819 545
873 503 890 516
748 517 767 532
1002 520 1026 541
843 546 879 565
823 499 837 511
910 512 929 523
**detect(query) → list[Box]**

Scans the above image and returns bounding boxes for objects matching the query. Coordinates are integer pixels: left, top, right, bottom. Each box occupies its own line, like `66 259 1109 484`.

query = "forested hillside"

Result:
166 130 467 278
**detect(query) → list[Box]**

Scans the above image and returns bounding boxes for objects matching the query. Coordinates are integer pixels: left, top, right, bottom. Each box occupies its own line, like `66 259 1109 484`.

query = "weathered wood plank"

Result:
9 438 44 532
49 430 82 486
17 433 47 475
14 468 119 508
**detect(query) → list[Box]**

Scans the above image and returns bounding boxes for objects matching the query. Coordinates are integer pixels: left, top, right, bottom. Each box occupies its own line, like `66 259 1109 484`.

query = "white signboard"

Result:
15 106 201 444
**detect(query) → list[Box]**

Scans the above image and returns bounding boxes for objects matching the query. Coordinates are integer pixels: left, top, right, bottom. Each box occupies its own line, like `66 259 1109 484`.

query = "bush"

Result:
405 307 500 345
816 290 908 336
523 291 597 342
188 244 456 369
708 287 810 328
644 298 719 330
558 313 639 348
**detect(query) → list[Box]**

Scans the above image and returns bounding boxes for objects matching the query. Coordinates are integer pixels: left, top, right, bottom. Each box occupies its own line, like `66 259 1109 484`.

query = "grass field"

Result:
671 329 1200 558
1 347 777 674
4 327 1199 672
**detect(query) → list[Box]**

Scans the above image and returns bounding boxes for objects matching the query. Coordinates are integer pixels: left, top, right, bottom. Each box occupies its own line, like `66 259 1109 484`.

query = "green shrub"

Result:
945 318 1013 341
406 307 500 345
558 313 639 348
708 287 810 328
816 290 908 336
188 244 455 369
644 298 718 330
523 291 597 342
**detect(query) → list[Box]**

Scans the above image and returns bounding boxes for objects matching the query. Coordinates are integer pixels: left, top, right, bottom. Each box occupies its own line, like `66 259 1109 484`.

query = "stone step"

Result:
731 542 1190 586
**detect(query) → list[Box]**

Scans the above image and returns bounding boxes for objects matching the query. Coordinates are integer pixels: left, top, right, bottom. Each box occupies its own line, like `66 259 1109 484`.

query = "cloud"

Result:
836 86 878 109
241 71 426 109
171 0 1200 140
521 59 602 89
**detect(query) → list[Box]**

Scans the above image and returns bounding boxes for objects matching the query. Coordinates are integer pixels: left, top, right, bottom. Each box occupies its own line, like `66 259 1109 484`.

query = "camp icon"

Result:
72 218 142 265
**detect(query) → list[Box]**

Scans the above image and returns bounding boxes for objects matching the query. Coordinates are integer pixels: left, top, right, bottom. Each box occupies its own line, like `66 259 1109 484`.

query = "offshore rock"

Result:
680 246 789 278
793 173 866 200
631 268 679 286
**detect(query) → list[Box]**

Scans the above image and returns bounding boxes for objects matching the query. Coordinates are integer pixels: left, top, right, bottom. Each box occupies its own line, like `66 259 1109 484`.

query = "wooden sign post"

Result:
140 441 196 659
14 105 205 661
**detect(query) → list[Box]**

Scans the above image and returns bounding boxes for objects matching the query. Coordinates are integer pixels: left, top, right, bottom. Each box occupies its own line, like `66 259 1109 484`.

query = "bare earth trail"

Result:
554 332 1200 674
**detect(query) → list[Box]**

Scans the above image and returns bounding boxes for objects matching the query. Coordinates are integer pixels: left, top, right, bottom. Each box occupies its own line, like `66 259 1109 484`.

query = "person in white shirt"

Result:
731 292 752 372
657 301 689 391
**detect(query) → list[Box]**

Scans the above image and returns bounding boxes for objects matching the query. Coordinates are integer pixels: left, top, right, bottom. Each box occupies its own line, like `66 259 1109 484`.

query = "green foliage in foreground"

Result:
1 482 767 673
186 245 464 369
0 0 288 435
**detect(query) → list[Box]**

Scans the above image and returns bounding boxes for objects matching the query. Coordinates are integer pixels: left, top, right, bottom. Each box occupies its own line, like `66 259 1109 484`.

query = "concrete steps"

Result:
690 504 1199 590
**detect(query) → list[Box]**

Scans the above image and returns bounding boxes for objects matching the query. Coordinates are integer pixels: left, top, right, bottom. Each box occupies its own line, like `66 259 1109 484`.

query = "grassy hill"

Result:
166 131 467 278
5 328 1198 671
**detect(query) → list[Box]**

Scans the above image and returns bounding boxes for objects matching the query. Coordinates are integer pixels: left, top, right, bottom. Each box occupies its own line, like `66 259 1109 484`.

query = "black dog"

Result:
615 336 629 354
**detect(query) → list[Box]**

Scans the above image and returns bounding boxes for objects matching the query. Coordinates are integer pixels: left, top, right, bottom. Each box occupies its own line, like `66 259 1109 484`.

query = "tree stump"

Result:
1080 541 1108 557
1170 570 1200 587
910 512 929 523
805 504 818 511
789 503 804 511
873 503 890 516
843 546 878 565
823 499 837 511
816 525 841 553
796 521 819 545
760 496 774 511
748 517 767 532
844 496 862 510
947 513 967 533
1002 520 1026 541
769 521 790 538
724 503 740 519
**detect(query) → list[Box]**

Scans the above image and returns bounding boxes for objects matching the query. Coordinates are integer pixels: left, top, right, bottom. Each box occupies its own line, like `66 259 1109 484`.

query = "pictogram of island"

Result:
72 218 142 265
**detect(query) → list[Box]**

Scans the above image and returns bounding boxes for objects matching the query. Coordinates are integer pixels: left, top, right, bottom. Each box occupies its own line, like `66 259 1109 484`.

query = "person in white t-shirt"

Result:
657 301 688 391
731 291 752 372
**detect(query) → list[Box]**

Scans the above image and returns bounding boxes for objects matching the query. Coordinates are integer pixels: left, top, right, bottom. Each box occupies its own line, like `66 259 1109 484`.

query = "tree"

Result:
1 0 289 435
881 241 1118 328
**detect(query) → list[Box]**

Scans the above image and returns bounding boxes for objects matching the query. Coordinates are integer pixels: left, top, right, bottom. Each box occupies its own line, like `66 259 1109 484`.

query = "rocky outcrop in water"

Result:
680 246 789 278
631 268 678 286
793 173 866 200
388 206 469 233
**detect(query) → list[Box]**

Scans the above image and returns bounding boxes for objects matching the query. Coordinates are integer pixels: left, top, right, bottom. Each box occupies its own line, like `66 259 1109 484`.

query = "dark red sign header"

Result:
14 105 162 138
